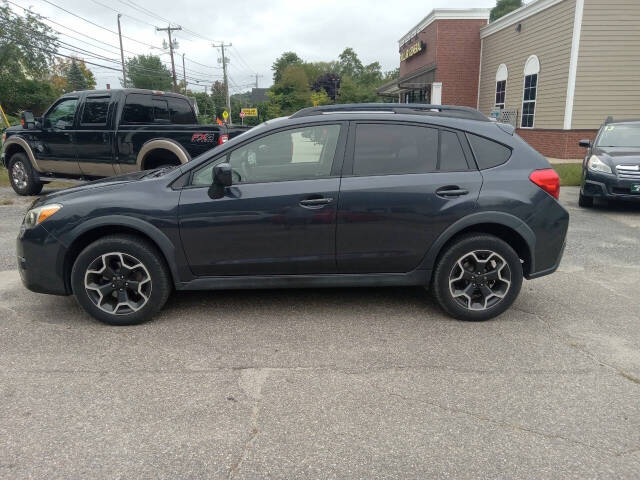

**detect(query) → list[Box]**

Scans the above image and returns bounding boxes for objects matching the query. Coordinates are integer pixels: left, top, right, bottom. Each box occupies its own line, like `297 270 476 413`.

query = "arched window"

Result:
521 55 540 128
495 64 508 109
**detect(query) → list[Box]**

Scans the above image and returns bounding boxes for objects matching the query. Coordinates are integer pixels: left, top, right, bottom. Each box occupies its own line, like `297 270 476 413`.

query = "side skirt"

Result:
176 270 432 291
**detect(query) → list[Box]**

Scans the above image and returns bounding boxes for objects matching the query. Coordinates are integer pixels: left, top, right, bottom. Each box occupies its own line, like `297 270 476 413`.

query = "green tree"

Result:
271 52 303 84
66 61 88 91
490 0 523 22
124 55 172 91
51 57 96 93
268 65 311 115
0 5 60 114
337 48 363 78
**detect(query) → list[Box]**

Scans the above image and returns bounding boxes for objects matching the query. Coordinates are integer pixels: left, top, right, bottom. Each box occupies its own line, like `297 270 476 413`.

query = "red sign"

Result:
239 111 245 118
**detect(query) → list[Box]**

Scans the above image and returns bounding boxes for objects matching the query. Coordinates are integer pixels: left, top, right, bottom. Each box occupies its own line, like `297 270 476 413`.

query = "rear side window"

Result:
439 131 468 171
168 97 195 124
81 96 109 125
153 98 170 122
122 94 152 124
353 124 438 176
466 133 512 169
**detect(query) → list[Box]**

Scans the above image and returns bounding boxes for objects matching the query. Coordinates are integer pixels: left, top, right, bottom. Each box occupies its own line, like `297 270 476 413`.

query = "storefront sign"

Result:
400 41 425 62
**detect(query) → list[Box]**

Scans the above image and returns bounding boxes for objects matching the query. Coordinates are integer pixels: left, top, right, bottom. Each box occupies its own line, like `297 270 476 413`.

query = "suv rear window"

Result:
467 133 512 169
353 124 438 176
439 130 468 171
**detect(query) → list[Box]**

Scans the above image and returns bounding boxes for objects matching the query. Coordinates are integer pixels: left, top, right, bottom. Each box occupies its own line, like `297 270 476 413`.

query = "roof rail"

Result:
290 103 490 122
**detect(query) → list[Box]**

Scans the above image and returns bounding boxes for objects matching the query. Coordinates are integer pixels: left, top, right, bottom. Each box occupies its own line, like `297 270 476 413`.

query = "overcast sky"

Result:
17 0 496 92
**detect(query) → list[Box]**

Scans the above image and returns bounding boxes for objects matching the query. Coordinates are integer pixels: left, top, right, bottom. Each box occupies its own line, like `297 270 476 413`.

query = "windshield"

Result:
597 124 640 147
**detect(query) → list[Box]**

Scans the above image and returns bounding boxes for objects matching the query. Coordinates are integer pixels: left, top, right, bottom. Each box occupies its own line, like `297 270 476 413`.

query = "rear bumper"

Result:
17 223 70 296
582 171 640 201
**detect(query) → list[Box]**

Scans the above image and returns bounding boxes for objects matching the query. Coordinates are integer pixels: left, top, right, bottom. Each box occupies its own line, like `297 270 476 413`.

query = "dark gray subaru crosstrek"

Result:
17 104 569 325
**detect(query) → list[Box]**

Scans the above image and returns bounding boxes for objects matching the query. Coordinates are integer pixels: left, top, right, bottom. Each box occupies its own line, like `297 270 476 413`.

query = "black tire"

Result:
578 192 594 208
70 234 172 325
8 152 43 196
431 234 523 322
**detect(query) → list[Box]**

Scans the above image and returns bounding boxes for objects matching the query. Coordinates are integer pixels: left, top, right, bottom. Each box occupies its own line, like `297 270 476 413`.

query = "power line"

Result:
38 0 163 51
89 0 158 29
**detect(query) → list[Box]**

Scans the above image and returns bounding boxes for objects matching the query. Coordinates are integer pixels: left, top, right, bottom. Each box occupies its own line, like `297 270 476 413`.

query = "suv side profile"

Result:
17 104 569 325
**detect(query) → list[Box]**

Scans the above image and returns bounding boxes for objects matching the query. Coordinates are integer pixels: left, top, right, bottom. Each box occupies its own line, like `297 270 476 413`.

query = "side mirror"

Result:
208 163 232 199
213 163 233 187
579 139 592 148
20 111 35 129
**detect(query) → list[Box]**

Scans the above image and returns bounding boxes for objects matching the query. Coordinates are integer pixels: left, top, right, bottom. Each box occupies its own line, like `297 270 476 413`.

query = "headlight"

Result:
24 204 62 228
587 155 612 174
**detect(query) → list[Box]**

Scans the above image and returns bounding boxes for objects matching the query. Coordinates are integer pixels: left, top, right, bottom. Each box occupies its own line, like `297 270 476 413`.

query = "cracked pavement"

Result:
0 186 639 479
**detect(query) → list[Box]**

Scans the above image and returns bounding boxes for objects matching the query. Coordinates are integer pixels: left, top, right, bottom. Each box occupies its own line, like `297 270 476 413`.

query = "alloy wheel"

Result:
84 252 152 315
448 250 511 311
11 161 28 190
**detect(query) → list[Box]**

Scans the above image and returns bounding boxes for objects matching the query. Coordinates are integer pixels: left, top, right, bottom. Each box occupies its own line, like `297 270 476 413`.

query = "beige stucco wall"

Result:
571 0 640 129
478 0 576 129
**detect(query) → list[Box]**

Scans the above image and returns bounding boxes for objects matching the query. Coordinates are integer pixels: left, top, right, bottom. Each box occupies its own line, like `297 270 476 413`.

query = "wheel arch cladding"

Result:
420 212 535 277
62 218 179 293
137 139 191 170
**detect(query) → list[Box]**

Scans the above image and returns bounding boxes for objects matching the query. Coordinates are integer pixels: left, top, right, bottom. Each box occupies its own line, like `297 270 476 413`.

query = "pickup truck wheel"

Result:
431 234 523 322
71 234 171 325
9 153 43 196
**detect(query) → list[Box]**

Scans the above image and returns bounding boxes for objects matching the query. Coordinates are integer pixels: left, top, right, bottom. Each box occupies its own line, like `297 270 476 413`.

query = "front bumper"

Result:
17 223 70 296
582 170 640 201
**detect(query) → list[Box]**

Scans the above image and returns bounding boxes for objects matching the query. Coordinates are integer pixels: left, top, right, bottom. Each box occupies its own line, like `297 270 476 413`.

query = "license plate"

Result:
632 184 640 194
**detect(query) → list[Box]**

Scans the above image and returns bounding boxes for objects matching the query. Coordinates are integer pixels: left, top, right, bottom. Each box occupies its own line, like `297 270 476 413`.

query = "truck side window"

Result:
44 98 78 129
168 97 195 124
81 96 110 125
122 94 153 124
153 98 170 123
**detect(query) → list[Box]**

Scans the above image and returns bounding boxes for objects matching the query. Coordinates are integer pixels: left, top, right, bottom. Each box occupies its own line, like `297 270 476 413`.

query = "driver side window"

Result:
45 98 78 129
192 124 341 186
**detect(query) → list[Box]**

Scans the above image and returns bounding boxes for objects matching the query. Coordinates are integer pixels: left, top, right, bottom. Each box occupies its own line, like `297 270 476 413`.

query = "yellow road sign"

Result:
241 108 258 117
222 110 229 120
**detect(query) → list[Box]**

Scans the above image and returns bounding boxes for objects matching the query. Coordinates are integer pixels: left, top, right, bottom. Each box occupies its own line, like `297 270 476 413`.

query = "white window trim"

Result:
495 64 508 109
563 0 584 130
520 55 540 129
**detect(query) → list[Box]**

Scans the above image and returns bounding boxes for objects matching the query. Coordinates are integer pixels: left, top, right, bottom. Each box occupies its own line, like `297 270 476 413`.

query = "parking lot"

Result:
0 185 639 479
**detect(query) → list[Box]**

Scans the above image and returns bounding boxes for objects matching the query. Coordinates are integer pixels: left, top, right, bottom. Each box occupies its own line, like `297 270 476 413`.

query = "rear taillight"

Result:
218 134 228 145
529 168 560 199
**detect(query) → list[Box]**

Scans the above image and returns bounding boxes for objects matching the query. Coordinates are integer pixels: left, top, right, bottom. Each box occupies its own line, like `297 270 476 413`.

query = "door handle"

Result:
299 197 333 208
436 186 469 198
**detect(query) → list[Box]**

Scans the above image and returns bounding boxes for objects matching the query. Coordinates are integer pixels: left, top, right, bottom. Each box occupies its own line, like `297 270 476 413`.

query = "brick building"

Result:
378 0 640 159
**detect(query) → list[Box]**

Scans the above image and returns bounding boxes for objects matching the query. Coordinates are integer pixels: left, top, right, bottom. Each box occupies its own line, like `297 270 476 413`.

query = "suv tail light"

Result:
218 134 229 145
529 169 560 199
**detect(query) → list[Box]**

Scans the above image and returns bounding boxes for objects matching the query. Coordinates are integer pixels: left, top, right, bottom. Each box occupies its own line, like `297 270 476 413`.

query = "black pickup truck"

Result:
1 88 248 195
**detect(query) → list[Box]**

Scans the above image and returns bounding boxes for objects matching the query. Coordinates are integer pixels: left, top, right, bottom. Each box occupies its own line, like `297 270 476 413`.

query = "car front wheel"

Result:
71 235 171 325
431 234 523 321
578 192 594 208
8 153 43 196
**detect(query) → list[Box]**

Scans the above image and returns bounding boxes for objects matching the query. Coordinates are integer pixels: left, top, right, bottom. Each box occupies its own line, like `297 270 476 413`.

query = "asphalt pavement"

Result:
0 185 639 479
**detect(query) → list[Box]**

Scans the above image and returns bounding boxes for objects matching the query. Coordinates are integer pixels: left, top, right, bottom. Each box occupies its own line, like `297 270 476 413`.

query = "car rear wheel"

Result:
578 192 594 208
71 235 171 325
431 234 523 321
8 153 43 196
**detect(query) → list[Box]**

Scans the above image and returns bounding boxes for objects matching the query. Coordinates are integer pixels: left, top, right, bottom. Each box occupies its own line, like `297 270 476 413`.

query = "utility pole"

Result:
254 73 263 89
117 14 127 87
182 53 187 94
157 25 182 92
213 41 232 125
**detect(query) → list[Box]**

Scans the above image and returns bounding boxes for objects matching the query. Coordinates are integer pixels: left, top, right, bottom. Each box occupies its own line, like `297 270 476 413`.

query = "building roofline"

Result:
480 0 566 38
399 8 490 47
